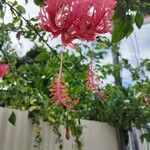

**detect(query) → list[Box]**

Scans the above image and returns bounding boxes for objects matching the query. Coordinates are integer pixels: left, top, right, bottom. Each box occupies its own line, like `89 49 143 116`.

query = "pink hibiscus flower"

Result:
39 0 116 46
0 64 9 79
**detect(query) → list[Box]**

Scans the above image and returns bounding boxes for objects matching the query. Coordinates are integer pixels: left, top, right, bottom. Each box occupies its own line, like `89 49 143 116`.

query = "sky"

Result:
120 24 150 86
5 0 150 86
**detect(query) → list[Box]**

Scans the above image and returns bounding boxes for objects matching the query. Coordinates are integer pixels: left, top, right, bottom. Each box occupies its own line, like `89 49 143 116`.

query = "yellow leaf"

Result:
48 116 55 122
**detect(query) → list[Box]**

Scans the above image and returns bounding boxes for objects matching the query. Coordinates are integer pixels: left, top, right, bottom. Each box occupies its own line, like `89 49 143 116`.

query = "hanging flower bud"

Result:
0 64 9 79
39 0 116 46
65 126 70 140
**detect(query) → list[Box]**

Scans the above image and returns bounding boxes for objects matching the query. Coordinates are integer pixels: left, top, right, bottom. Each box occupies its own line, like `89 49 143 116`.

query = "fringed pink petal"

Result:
63 97 80 110
50 74 80 110
86 64 107 101
95 89 107 102
39 0 116 46
86 64 100 91
50 74 70 103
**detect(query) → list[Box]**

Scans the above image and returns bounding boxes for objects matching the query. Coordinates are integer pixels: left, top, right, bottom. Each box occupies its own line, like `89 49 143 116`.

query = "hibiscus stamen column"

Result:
58 50 63 83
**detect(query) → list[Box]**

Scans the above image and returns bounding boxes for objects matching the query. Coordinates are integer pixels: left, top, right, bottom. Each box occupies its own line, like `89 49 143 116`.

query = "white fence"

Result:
0 107 119 150
128 127 150 150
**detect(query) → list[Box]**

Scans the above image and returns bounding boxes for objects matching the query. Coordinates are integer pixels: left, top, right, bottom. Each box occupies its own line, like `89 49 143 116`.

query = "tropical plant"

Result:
0 0 150 149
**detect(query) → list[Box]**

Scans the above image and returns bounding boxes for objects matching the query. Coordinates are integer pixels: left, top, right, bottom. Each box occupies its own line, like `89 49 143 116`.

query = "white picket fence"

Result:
0 107 119 150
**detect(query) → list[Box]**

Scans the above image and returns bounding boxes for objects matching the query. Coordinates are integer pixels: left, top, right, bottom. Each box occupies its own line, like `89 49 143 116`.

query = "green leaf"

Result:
0 0 5 8
141 132 150 142
35 51 49 62
8 111 16 126
135 13 144 29
112 16 134 43
25 0 28 4
144 2 150 7
34 0 44 6
0 10 4 18
16 5 26 14
112 18 126 43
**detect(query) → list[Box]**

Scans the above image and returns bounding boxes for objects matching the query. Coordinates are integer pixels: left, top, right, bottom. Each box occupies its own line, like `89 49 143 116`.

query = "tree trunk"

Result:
112 44 128 150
